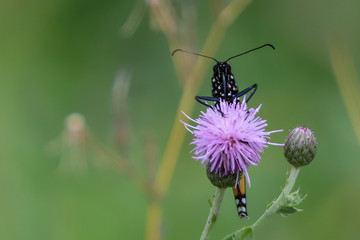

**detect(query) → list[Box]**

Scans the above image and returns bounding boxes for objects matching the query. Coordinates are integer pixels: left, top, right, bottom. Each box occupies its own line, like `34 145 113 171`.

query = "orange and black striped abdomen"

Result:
232 174 248 218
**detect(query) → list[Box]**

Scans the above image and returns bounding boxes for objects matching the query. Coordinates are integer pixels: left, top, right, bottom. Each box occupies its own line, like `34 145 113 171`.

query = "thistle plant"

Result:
182 99 318 240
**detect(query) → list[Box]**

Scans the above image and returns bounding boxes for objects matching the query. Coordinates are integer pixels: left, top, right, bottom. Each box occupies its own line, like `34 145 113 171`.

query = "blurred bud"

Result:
60 113 88 173
206 166 241 188
284 126 317 167
65 113 86 145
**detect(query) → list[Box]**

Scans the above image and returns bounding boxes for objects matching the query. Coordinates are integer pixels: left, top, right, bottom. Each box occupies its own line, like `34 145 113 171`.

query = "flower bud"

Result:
284 126 317 167
206 165 241 188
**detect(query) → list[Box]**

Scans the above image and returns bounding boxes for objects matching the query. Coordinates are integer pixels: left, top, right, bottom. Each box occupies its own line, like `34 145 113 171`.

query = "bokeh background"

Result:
1 0 360 239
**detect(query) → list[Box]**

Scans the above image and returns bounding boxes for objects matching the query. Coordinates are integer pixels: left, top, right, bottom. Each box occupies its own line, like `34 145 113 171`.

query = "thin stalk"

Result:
200 188 226 240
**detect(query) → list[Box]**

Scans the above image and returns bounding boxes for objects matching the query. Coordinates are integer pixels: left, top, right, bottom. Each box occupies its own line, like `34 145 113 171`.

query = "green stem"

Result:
251 166 300 229
200 187 226 240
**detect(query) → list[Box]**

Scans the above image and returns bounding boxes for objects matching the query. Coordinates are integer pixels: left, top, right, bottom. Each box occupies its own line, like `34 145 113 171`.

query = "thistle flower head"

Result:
181 98 283 186
284 126 317 167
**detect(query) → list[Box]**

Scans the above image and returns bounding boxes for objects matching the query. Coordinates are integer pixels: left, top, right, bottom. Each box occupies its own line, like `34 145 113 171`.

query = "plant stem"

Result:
251 166 300 230
200 187 226 240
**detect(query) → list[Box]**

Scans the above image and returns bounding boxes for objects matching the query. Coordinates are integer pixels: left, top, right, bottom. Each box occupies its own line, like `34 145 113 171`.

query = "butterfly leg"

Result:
234 83 257 103
195 95 220 108
195 96 220 107
195 95 225 116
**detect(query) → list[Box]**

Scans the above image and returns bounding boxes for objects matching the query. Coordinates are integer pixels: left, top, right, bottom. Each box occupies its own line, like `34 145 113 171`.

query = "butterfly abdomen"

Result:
232 174 248 218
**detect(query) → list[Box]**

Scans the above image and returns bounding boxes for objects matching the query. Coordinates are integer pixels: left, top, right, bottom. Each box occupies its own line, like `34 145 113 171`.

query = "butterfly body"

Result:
208 62 251 218
211 62 239 101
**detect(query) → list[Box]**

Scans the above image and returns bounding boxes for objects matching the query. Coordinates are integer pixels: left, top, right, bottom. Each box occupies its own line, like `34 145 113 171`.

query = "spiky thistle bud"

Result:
284 126 317 167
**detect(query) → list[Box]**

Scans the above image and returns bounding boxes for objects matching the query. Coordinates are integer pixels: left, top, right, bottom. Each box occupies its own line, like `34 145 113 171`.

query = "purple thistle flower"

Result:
181 97 283 186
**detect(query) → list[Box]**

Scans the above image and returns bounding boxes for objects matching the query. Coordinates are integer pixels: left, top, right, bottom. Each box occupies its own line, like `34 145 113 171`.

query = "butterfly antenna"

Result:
225 44 275 62
172 49 219 63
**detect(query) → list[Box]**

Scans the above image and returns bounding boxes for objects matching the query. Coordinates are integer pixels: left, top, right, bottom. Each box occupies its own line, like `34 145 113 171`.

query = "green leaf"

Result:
285 189 306 207
223 226 254 240
277 206 302 216
276 189 306 216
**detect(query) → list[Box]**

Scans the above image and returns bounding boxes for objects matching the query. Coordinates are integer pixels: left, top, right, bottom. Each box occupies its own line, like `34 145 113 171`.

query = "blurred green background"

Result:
1 0 360 239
